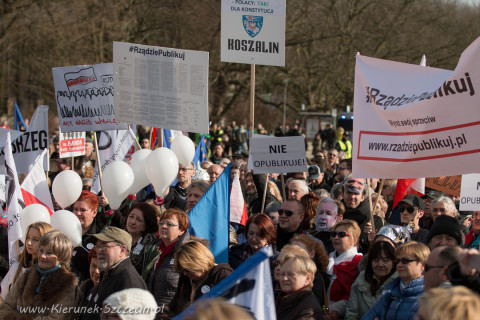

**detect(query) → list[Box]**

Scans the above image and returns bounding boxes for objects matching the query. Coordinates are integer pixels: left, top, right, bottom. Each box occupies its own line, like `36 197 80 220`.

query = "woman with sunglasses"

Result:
362 241 429 320
146 208 190 308
346 241 397 319
327 219 363 318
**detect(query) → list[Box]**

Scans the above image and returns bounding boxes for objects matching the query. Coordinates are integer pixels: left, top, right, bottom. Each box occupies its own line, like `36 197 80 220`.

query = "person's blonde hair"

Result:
174 241 215 273
395 241 430 264
279 244 309 261
183 298 254 320
280 255 317 288
39 230 73 270
332 219 361 241
419 286 480 320
14 222 54 284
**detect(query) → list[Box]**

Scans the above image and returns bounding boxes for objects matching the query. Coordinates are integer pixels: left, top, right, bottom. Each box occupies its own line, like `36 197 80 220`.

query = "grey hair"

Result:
316 197 338 215
289 179 309 194
432 196 457 215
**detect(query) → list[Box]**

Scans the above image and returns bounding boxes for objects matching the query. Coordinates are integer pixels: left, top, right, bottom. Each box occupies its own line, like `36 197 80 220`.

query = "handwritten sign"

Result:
460 174 480 211
59 128 85 158
52 63 128 132
425 175 461 197
247 135 307 174
113 42 209 134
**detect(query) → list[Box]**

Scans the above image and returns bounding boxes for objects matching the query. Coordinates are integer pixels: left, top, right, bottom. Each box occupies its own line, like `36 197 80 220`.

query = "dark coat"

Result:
130 232 161 276
0 266 78 319
168 263 233 316
277 225 304 251
247 174 276 215
276 289 323 320
82 258 147 320
147 232 190 307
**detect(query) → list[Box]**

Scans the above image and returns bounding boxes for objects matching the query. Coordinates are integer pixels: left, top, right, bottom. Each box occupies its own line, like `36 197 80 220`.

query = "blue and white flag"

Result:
188 163 231 263
192 134 207 169
175 246 276 320
14 101 27 132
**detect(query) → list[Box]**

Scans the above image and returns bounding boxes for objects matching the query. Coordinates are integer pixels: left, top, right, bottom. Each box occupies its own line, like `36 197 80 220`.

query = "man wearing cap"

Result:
308 165 331 193
398 194 429 243
426 215 465 250
82 227 147 320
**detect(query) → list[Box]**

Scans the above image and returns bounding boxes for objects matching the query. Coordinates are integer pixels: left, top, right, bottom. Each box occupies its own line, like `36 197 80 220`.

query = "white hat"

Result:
103 288 158 320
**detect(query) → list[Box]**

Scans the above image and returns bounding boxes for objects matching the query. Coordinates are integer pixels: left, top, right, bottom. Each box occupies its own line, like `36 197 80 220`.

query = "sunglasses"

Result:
278 209 294 217
396 258 418 265
397 205 415 214
330 231 350 238
424 263 444 272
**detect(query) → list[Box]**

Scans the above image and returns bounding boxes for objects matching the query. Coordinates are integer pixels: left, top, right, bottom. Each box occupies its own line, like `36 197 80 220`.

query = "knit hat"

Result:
426 215 464 246
375 224 411 246
103 288 158 320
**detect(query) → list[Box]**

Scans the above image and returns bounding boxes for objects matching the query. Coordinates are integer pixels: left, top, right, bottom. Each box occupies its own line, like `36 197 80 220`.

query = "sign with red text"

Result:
52 63 128 132
59 129 85 158
248 134 307 174
221 0 285 66
353 36 480 178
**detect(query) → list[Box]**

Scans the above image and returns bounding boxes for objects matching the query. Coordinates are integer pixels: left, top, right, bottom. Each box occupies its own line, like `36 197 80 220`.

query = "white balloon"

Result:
102 161 134 210
52 170 82 209
129 149 152 195
170 135 195 166
146 147 179 197
51 210 82 246
20 204 51 241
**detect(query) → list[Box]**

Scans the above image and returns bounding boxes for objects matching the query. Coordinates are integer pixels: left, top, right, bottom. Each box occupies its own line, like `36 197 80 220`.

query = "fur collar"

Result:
20 266 78 307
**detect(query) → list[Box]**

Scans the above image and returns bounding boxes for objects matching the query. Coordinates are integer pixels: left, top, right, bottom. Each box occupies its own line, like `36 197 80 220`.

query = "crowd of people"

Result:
0 122 478 320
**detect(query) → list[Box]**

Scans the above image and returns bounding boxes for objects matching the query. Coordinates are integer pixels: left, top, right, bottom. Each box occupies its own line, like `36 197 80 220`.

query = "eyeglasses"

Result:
158 221 179 228
95 243 121 252
278 209 294 217
424 263 444 272
398 205 415 214
396 258 418 265
330 231 350 238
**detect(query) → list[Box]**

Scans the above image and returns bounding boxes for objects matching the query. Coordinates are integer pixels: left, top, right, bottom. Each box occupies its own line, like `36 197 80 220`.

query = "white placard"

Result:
113 42 209 134
353 36 480 178
52 63 128 132
59 128 85 158
460 174 480 211
221 0 285 66
248 135 307 174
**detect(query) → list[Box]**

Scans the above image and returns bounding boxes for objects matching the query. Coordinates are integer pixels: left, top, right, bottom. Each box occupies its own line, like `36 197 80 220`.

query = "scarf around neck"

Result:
36 264 61 293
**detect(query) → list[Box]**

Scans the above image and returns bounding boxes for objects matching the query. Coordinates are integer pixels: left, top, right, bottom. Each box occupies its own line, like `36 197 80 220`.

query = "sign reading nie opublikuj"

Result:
248 135 307 174
113 42 210 134
52 63 128 133
353 36 480 179
221 0 286 66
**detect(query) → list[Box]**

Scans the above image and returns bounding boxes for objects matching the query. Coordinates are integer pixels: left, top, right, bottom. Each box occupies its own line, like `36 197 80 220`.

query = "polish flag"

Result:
230 171 248 225
20 149 54 215
393 178 425 209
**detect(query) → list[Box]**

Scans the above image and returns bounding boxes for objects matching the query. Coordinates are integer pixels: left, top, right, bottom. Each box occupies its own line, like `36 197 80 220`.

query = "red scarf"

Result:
155 240 177 270
330 254 362 301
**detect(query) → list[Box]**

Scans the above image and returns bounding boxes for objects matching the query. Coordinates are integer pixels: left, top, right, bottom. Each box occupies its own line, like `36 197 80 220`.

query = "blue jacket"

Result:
361 276 424 320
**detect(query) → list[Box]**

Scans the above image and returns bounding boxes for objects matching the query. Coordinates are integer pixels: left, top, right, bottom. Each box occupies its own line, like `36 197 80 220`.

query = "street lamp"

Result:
283 78 289 133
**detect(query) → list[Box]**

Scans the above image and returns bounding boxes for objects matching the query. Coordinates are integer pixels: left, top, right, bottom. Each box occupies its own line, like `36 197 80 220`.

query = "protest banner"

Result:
221 0 286 66
460 174 480 211
353 36 480 178
59 128 85 158
425 175 461 197
91 128 137 195
113 42 209 134
248 134 307 174
52 63 128 132
0 105 49 174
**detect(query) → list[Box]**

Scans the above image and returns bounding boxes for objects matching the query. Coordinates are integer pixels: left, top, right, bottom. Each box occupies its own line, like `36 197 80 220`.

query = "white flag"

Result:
5 132 25 266
21 149 54 214
175 247 276 320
